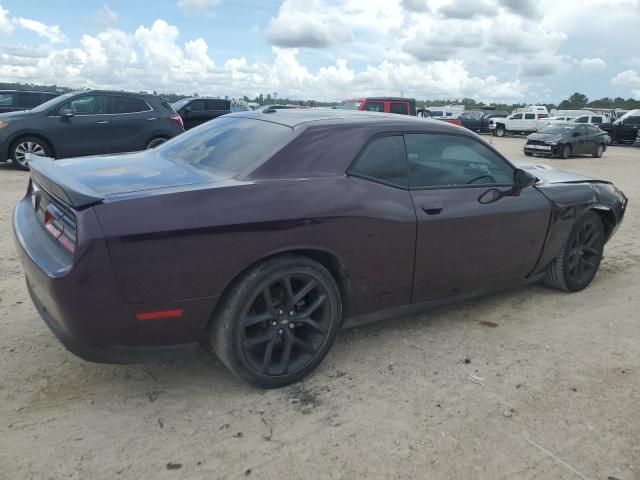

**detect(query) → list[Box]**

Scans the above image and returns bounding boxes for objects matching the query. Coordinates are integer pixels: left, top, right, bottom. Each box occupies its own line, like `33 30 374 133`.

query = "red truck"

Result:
338 97 416 115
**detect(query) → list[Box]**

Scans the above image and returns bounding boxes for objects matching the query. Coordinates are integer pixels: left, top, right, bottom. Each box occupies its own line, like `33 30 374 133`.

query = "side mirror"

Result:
61 108 74 118
513 168 537 188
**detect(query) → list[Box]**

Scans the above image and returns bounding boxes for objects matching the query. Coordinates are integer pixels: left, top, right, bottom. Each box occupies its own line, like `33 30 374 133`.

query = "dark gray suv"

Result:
0 90 184 170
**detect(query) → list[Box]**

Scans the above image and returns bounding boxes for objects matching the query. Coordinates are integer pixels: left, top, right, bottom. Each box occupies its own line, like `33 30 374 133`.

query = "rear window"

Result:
112 96 151 114
524 113 535 119
207 99 231 110
158 117 293 176
338 100 362 110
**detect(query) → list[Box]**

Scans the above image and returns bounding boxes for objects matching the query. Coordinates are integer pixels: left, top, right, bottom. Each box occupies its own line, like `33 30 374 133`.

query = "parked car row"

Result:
0 90 60 113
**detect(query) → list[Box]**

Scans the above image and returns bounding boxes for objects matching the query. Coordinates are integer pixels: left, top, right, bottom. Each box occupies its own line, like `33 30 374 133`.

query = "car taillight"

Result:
39 199 77 254
171 114 184 130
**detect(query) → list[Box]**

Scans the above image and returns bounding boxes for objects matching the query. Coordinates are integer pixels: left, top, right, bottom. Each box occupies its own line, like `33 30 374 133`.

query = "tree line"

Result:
1 82 639 111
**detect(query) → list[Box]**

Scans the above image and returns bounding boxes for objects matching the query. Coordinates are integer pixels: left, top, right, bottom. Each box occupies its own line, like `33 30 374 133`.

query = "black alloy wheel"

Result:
241 273 332 376
560 144 571 159
212 256 341 388
544 212 605 292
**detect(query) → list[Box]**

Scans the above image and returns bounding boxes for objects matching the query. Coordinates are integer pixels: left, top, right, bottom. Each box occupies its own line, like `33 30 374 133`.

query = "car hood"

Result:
512 160 602 184
527 133 565 142
51 150 228 198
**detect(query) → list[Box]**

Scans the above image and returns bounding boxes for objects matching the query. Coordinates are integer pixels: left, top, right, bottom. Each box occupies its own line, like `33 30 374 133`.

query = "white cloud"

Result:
439 0 495 19
0 3 14 36
580 57 606 72
264 0 352 48
14 18 68 43
400 0 430 12
96 5 118 29
177 0 222 13
612 70 640 98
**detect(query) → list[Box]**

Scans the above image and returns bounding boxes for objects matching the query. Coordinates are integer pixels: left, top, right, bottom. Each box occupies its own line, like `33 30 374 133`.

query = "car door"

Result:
523 113 536 130
346 135 417 312
574 124 592 154
180 99 208 129
109 95 156 153
509 113 523 129
45 94 111 158
405 133 551 303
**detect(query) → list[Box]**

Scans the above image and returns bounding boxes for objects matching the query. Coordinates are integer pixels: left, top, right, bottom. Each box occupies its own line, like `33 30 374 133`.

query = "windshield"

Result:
538 125 575 135
30 92 76 113
171 98 191 111
157 117 293 176
338 101 362 110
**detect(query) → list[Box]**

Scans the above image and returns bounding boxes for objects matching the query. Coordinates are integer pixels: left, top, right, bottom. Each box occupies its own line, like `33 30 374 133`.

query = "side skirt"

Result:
341 272 546 330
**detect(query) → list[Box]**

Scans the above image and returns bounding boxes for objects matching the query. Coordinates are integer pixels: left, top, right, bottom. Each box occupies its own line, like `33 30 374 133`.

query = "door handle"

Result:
146 117 157 121
96 120 108 124
422 202 444 215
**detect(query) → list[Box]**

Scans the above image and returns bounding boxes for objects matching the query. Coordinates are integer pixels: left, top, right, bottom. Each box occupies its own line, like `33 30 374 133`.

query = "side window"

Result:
58 95 108 115
390 102 408 115
524 113 535 120
592 116 603 124
350 136 407 188
0 92 15 107
206 99 231 110
575 116 588 123
625 116 640 125
364 101 385 112
112 96 151 114
186 100 206 111
18 92 42 108
577 125 589 135
511 113 523 120
405 134 514 189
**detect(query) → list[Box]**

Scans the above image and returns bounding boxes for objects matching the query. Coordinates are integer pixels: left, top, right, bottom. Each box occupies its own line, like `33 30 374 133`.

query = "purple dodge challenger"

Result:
13 109 627 388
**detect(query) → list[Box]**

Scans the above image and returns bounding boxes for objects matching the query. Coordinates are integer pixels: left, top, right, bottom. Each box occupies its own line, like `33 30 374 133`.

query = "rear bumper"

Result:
13 196 210 364
26 280 198 363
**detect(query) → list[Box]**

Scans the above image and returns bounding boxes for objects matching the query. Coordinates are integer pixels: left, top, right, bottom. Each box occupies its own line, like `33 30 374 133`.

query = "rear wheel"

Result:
544 212 605 292
212 256 342 388
146 137 168 149
560 144 571 159
10 137 52 171
593 144 604 158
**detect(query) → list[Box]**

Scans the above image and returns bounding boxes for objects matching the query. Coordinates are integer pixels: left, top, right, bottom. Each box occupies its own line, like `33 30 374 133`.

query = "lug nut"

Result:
278 329 284 335
271 321 277 326
278 309 284 315
289 323 295 329
289 311 294 316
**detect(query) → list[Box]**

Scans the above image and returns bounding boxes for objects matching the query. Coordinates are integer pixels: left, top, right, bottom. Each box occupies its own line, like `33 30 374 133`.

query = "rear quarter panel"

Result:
94 176 417 319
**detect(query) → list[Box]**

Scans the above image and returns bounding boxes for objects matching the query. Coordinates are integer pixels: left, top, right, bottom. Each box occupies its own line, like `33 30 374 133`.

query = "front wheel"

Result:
10 137 52 171
593 144 604 158
560 144 571 159
211 256 342 388
494 126 506 137
543 212 605 292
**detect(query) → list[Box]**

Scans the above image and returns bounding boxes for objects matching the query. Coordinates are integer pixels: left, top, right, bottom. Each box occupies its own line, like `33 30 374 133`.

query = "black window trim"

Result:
346 131 517 192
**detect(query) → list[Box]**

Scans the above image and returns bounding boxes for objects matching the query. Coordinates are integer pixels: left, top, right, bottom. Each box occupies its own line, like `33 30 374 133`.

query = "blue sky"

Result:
1 0 640 102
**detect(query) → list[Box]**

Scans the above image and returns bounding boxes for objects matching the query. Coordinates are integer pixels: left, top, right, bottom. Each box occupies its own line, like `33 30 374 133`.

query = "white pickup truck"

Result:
489 112 550 137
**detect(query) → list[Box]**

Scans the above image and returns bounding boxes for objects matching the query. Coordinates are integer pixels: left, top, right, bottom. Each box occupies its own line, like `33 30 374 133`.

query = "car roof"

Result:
67 89 161 99
227 108 464 132
0 90 59 94
177 97 229 101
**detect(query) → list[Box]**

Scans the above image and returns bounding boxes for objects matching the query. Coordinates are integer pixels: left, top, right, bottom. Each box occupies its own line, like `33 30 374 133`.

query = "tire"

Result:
494 126 506 137
593 144 604 158
560 144 571 159
146 137 168 149
10 136 52 171
211 255 342 388
543 212 605 292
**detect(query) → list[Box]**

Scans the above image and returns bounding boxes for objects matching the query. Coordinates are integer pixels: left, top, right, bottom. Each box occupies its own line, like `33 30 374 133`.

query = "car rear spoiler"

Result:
27 154 104 208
